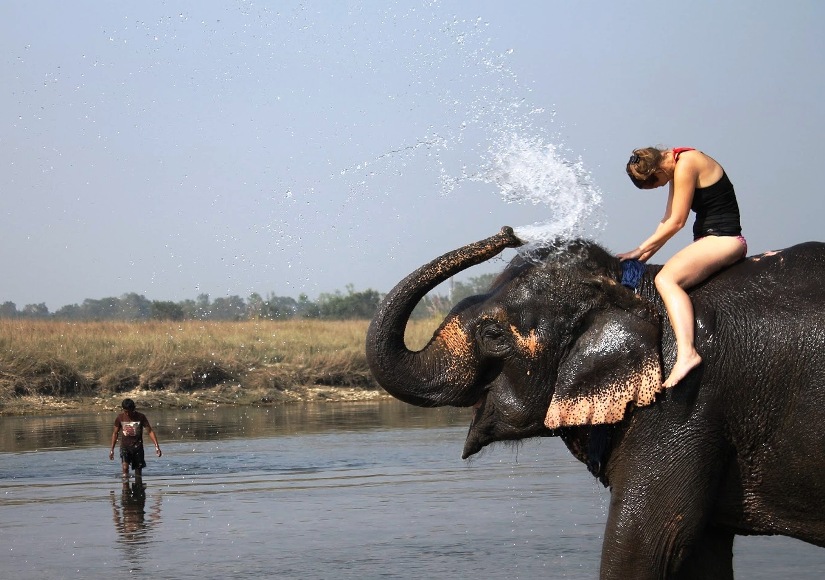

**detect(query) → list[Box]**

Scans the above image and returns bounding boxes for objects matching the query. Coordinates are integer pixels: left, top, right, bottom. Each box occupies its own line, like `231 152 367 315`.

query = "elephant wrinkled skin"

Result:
365 226 825 580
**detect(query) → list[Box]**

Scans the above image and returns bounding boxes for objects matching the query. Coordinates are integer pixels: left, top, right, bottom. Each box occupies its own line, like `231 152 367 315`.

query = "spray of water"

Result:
474 133 603 248
429 18 606 253
337 6 605 256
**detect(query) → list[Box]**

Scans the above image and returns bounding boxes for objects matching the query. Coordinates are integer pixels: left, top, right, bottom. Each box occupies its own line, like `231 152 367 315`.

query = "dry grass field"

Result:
0 318 439 414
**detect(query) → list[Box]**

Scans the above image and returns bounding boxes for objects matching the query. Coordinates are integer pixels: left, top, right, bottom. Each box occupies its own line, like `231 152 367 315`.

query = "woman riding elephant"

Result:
619 147 747 388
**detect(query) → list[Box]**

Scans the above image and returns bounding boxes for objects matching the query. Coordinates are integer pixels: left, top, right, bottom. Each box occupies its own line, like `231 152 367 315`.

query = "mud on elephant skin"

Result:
365 226 825 580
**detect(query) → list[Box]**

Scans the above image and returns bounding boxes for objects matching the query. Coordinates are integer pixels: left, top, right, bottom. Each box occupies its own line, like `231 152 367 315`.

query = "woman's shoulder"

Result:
673 149 704 173
673 146 696 157
687 150 725 185
676 148 717 169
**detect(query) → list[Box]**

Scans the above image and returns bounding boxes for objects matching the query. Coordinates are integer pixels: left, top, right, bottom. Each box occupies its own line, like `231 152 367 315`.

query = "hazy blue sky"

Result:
2 1 823 310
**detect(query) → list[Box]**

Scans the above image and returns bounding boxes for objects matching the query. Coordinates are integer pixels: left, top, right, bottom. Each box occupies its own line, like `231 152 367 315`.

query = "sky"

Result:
2 0 823 311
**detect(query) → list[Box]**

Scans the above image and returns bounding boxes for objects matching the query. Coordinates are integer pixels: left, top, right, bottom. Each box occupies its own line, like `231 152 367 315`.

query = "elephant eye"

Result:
480 323 504 338
477 321 512 358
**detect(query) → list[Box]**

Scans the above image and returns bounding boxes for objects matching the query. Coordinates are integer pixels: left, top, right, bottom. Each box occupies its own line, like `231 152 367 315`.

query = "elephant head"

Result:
366 227 664 458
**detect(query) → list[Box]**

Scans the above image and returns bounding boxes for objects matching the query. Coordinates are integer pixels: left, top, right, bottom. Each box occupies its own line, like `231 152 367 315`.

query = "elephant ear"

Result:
545 304 663 429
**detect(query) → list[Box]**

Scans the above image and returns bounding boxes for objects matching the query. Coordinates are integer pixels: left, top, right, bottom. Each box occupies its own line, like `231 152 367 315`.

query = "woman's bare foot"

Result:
663 351 702 388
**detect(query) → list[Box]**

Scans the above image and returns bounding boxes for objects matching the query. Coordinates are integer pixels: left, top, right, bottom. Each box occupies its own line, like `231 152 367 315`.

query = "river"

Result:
1 401 822 579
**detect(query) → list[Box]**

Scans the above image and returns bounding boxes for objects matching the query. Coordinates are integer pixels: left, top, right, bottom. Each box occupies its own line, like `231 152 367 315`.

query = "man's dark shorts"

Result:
120 446 147 470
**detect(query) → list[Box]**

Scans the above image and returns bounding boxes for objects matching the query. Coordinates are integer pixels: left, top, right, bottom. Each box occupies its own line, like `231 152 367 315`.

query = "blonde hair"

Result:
626 146 666 188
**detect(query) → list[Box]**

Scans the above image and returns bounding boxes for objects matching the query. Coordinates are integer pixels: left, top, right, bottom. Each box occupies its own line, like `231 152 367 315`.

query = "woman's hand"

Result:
617 248 644 261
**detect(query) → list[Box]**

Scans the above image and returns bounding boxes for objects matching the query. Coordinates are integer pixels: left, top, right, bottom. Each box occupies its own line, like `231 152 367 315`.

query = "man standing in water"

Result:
109 398 162 479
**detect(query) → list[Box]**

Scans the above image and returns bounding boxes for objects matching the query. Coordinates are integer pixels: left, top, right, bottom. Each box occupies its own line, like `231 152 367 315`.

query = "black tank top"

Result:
690 171 742 239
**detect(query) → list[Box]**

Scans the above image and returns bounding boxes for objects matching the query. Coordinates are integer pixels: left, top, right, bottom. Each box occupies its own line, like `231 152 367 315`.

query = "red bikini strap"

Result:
672 147 695 162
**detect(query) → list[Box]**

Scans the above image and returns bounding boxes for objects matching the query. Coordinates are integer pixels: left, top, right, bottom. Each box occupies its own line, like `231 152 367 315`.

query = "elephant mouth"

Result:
464 388 557 459
463 392 491 459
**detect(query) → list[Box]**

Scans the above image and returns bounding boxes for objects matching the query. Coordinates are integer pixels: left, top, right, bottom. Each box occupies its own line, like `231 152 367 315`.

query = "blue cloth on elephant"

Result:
621 259 646 291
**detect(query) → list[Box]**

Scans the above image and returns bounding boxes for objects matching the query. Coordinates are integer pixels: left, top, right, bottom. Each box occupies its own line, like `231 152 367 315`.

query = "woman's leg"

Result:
656 235 745 388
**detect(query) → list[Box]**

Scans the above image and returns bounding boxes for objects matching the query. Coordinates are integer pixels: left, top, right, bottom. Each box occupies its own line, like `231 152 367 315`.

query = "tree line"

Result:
0 275 497 322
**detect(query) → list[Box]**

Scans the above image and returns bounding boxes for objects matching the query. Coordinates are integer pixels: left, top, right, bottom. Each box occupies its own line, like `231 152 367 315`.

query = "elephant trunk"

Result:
366 226 523 407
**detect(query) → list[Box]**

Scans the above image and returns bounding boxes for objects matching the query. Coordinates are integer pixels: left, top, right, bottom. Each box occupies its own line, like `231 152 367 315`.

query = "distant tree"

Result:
411 293 451 319
78 297 119 320
190 294 211 319
263 293 300 319
449 273 498 306
15 284 406 322
210 295 247 321
119 293 152 320
296 293 320 319
22 303 50 318
247 293 265 319
0 301 18 318
176 299 196 320
53 303 83 320
406 274 499 319
316 285 381 319
151 300 185 321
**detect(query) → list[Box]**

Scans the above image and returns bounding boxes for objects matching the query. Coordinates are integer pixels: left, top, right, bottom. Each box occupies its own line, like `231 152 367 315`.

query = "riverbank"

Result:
0 318 434 416
0 384 394 416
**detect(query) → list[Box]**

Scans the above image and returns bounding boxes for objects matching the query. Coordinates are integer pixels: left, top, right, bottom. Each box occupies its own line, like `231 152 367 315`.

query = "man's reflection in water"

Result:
110 478 162 570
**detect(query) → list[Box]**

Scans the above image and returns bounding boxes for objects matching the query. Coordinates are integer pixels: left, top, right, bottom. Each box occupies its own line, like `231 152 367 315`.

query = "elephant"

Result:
365 226 825 579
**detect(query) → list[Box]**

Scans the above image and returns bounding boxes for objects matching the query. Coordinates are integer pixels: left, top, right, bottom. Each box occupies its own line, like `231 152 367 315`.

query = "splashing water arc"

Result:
333 9 606 257
477 134 604 248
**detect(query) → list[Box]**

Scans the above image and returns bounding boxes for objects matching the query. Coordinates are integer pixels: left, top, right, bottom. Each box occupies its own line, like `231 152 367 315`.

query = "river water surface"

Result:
1 401 822 579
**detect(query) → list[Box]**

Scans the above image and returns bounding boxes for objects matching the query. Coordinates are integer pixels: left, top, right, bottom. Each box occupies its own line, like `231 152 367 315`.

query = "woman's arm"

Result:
618 163 697 262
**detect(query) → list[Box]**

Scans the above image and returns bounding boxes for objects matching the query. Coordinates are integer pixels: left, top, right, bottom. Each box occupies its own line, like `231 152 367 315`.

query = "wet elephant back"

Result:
692 242 825 542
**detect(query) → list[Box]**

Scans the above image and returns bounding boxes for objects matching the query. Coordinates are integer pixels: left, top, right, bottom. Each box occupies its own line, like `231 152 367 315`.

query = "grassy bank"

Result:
0 318 438 415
